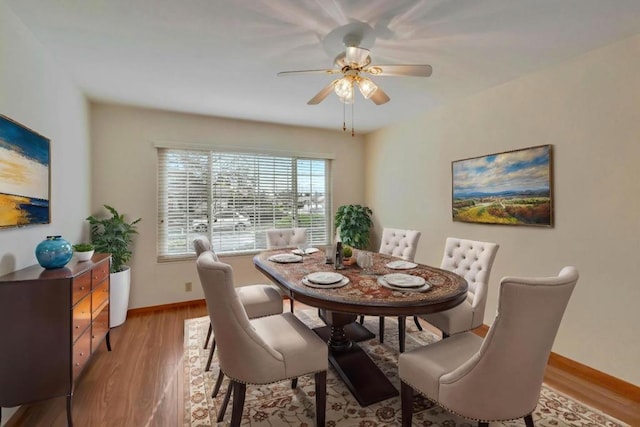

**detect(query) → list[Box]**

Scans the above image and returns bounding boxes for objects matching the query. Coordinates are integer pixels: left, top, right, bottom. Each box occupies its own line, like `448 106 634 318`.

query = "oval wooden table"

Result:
253 248 468 407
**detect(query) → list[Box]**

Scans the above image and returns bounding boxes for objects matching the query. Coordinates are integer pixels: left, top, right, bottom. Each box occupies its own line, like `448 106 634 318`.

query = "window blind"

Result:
157 148 330 260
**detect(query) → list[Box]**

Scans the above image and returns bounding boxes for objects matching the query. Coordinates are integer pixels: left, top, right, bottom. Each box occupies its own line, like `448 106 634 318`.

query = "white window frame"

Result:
157 146 332 261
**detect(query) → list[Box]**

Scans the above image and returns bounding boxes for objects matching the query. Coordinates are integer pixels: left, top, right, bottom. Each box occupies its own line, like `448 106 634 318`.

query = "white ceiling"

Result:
8 0 640 134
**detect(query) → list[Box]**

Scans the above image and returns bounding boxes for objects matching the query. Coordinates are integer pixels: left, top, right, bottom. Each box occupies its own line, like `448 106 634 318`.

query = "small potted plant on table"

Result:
73 243 95 262
342 245 355 265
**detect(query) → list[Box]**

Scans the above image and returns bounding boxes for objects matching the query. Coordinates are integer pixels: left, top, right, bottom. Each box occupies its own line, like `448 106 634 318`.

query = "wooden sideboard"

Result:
0 253 112 427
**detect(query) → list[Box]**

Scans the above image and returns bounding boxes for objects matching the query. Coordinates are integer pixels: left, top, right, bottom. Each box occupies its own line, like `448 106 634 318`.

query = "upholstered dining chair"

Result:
196 251 328 427
399 266 579 427
417 237 499 339
265 227 308 312
193 237 283 385
266 227 308 249
361 227 421 352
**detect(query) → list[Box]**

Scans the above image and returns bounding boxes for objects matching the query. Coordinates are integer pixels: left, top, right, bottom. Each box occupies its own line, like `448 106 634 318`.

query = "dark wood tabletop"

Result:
253 248 468 317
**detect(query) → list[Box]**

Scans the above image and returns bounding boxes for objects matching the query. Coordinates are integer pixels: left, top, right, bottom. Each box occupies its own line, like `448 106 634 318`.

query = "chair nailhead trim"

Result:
399 378 535 424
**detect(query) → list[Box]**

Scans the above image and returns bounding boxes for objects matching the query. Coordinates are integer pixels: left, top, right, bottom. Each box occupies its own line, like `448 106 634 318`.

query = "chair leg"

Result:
442 332 450 339
230 381 246 427
400 380 413 427
379 316 385 343
315 371 327 427
291 378 298 389
524 414 535 427
413 315 423 331
217 381 232 422
359 315 364 325
398 316 406 353
204 322 212 349
205 338 216 371
290 297 294 313
212 370 225 398
478 423 489 427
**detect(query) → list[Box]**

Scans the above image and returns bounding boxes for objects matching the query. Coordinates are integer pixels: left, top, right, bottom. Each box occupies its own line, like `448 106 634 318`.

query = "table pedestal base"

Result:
314 310 398 406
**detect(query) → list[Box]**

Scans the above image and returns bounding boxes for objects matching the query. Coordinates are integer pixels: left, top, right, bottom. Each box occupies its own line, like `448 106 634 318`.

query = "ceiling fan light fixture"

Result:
338 89 354 104
334 77 354 103
356 77 378 99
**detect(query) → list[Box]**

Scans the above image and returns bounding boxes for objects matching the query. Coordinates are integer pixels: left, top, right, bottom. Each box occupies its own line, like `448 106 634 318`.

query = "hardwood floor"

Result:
3 301 638 426
4 302 207 427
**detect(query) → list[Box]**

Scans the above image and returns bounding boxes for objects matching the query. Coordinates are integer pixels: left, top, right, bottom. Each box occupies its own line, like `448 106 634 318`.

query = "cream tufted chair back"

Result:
193 236 218 259
441 237 499 317
266 228 308 249
399 267 579 426
378 228 422 261
419 237 499 336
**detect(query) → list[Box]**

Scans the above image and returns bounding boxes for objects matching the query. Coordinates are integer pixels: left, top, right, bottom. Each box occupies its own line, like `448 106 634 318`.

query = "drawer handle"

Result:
75 325 80 329
79 352 84 356
80 286 85 291
75 363 80 367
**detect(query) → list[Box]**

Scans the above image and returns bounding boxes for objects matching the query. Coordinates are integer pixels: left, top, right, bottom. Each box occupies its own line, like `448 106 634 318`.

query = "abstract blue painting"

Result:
0 114 50 228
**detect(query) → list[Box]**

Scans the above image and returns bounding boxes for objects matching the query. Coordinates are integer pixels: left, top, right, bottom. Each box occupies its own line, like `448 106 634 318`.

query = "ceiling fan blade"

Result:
307 80 338 105
277 69 339 77
370 87 390 105
365 64 433 77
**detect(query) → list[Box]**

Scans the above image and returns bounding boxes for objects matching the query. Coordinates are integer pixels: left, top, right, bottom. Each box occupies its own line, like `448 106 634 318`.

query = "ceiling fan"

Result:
277 22 432 135
277 45 432 106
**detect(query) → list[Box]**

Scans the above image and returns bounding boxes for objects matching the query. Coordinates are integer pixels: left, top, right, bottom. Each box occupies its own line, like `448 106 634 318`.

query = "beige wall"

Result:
0 2 91 423
0 9 91 275
364 35 640 385
0 4 90 277
90 104 365 309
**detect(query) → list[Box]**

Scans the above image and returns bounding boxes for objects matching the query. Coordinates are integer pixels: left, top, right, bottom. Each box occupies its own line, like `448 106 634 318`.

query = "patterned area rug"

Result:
184 311 627 427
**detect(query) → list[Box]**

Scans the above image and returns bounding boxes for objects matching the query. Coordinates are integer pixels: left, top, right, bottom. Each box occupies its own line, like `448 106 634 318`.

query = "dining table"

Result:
253 248 468 407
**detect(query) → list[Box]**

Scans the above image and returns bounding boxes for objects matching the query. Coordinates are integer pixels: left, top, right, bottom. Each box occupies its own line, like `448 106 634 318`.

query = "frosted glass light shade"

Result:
334 78 354 103
357 78 378 99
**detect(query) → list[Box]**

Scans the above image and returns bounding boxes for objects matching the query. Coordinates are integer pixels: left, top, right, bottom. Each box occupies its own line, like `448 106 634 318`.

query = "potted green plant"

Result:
72 243 95 262
342 245 355 265
87 205 141 327
334 204 373 249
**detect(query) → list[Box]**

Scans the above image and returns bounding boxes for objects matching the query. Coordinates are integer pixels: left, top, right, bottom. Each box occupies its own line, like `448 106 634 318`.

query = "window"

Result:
157 148 331 260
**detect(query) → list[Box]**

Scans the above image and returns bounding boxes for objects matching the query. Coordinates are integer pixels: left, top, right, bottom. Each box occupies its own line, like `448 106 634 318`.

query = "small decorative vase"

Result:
35 236 73 269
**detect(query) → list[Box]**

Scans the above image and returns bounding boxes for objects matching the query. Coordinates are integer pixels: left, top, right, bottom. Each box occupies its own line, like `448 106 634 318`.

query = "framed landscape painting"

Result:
452 145 553 227
0 114 50 228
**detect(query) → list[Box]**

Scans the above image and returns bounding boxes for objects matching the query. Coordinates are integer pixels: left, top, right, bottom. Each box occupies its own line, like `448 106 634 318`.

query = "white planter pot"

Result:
75 250 95 262
110 266 131 328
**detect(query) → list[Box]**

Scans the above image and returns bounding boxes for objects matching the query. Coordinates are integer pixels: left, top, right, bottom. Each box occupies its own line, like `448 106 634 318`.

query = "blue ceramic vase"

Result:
35 236 73 269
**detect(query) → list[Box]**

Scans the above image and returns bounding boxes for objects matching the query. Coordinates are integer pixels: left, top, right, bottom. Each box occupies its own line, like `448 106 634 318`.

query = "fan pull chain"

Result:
351 101 355 137
342 101 346 132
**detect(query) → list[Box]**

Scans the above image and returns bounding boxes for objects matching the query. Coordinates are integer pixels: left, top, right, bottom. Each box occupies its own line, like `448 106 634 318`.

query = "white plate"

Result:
291 247 320 255
378 276 431 292
386 260 418 270
306 271 344 284
268 253 303 263
302 276 350 289
382 273 425 288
